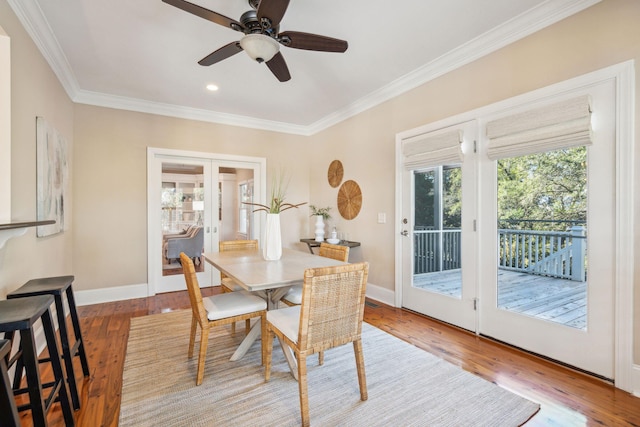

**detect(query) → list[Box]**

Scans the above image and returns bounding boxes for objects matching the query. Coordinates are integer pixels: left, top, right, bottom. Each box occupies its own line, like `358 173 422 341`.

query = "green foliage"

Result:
309 205 332 220
414 167 461 230
497 147 586 231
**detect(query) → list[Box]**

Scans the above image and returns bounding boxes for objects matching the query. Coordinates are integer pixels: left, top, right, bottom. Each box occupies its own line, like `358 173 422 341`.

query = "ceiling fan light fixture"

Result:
240 34 279 63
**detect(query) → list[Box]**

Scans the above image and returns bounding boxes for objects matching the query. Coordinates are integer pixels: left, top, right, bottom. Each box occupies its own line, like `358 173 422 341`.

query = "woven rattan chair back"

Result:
318 242 350 262
219 239 259 252
218 240 259 292
298 262 368 351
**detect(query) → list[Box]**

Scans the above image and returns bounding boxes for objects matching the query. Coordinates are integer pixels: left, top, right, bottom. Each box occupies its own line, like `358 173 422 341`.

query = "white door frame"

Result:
147 147 267 295
394 60 635 392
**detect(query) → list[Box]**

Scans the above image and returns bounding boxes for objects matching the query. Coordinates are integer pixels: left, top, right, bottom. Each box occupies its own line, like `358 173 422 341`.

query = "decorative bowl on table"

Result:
327 238 340 244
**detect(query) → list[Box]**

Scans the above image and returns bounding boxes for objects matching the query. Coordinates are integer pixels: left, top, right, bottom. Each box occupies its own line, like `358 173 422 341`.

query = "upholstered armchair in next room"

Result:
165 226 204 264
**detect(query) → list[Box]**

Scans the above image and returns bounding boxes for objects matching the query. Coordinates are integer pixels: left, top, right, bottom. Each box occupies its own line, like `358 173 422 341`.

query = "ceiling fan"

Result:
162 0 349 82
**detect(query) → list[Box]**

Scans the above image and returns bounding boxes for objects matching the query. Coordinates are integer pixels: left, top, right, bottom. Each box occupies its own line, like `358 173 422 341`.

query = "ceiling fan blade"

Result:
198 42 243 66
266 52 291 82
162 0 244 32
257 0 290 29
278 31 348 52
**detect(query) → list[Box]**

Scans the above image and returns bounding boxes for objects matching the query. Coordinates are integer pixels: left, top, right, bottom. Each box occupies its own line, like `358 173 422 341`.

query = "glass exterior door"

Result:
400 122 477 332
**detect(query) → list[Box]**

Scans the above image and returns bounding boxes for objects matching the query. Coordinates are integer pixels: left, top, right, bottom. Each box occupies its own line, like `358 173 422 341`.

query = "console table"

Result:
300 238 361 255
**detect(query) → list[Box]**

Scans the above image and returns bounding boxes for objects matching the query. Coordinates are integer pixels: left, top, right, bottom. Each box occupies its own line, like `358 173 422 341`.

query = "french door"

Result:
147 148 266 294
477 81 616 379
400 120 478 332
398 74 622 380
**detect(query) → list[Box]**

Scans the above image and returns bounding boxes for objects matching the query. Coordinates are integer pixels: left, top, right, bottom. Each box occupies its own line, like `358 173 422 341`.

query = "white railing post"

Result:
570 225 586 281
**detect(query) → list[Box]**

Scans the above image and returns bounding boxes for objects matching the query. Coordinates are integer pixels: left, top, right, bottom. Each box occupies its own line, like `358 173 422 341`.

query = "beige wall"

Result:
0 0 74 299
2 0 639 364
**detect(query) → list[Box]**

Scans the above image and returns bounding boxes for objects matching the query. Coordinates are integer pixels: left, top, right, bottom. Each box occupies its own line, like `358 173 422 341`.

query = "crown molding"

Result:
73 89 311 135
9 0 600 136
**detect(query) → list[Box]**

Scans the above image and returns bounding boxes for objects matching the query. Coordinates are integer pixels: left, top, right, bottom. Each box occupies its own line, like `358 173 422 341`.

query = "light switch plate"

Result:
377 213 386 224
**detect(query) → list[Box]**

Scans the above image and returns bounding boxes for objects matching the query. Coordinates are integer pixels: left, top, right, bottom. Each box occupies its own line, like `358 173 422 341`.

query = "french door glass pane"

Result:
413 165 462 298
161 164 205 276
496 147 587 329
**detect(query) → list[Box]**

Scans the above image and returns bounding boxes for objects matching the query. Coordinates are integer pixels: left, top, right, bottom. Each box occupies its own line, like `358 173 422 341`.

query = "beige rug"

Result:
119 310 539 426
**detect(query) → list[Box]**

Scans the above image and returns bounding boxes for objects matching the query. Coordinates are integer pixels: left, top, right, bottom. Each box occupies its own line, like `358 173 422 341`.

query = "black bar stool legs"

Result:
0 296 75 426
8 276 90 411
0 339 20 427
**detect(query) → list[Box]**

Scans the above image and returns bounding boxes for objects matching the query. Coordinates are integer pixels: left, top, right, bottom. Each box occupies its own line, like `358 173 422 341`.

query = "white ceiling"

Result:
8 0 598 135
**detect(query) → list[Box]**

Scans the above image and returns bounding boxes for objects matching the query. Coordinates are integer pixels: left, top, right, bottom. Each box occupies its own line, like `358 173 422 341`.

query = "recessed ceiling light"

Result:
206 84 219 92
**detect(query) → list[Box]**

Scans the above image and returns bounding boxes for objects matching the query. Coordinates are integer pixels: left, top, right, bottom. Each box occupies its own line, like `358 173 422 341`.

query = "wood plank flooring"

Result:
16 288 640 426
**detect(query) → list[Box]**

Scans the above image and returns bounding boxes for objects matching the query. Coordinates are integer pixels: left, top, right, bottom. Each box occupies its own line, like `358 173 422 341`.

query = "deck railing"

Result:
413 229 461 274
413 225 586 282
499 226 586 281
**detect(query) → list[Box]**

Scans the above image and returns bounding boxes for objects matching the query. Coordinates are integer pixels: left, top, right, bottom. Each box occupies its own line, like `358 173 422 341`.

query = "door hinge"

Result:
473 219 477 232
473 140 477 153
473 298 478 311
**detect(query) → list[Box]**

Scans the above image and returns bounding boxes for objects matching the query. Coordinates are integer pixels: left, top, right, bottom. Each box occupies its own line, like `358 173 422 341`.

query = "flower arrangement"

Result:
243 171 306 214
309 205 332 220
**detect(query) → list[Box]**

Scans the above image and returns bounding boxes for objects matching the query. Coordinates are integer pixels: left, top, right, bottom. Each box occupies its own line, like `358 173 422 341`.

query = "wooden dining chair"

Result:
281 242 349 306
219 240 259 293
218 240 259 333
180 252 267 386
264 262 369 427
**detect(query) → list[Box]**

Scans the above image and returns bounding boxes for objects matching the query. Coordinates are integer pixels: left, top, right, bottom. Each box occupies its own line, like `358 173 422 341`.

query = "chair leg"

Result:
188 316 197 359
353 339 368 401
297 353 310 427
264 328 274 381
260 314 267 366
196 327 209 386
318 351 324 365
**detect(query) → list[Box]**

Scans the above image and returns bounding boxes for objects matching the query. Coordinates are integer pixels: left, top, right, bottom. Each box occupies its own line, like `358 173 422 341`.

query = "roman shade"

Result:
402 130 463 170
486 95 592 160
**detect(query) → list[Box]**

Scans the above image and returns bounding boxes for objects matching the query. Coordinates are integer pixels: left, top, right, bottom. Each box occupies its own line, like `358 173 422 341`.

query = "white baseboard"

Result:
74 281 398 308
365 282 396 307
633 364 640 398
74 283 149 306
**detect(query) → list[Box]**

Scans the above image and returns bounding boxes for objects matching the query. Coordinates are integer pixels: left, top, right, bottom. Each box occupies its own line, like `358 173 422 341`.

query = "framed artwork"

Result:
36 117 68 237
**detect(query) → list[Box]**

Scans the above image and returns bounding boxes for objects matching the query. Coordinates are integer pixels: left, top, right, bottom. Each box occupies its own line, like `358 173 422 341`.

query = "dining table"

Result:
204 247 348 377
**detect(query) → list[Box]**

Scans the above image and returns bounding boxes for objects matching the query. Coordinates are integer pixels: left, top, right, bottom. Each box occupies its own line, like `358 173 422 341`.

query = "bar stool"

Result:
8 276 90 410
1 339 20 427
0 295 75 426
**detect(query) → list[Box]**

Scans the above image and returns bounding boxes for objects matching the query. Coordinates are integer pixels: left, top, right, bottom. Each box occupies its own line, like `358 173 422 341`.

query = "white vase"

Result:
314 215 325 242
263 213 282 260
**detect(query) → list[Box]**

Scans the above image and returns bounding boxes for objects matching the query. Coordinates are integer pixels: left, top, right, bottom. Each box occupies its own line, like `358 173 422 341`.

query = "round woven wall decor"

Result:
327 160 344 188
337 180 362 220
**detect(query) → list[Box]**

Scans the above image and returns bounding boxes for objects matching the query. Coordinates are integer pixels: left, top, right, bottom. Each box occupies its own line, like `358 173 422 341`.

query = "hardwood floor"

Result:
18 288 640 426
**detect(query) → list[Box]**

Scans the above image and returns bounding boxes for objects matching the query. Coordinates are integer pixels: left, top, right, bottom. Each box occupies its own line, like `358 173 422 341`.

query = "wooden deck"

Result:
413 269 587 329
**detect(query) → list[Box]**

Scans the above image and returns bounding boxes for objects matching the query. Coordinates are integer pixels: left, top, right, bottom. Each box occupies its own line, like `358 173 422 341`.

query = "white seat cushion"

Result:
221 277 244 292
282 285 302 305
267 306 300 344
202 291 266 321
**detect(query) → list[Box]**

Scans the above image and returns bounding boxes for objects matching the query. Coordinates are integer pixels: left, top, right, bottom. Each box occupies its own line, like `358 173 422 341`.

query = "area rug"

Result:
119 310 539 426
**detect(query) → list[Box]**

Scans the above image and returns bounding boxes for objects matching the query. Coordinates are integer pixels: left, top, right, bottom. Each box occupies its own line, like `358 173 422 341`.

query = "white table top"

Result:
204 248 347 292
